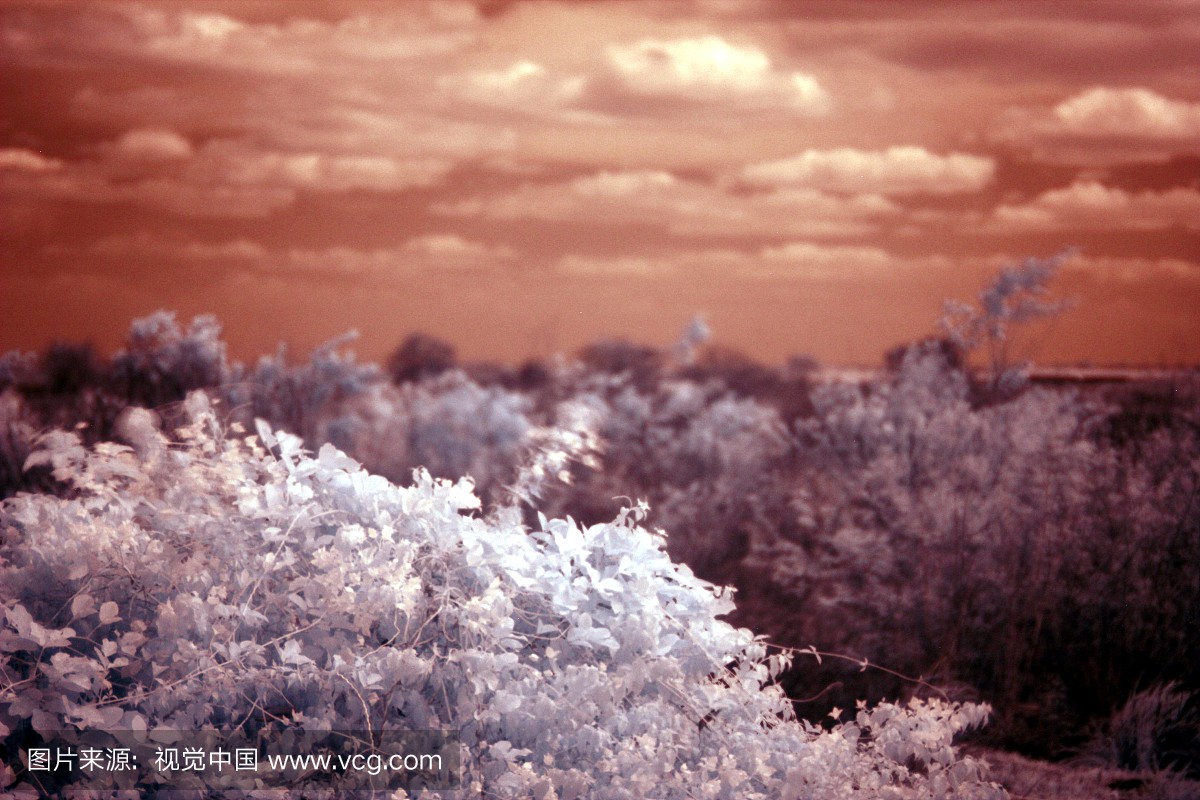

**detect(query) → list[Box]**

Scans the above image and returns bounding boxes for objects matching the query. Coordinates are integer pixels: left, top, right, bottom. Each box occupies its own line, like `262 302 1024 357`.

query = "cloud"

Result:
607 35 767 94
993 87 1200 162
871 11 1200 83
1 133 456 218
277 246 430 277
751 242 954 280
9 4 506 180
741 146 994 195
1062 253 1200 284
1053 87 1200 138
26 3 483 74
278 236 519 276
569 170 677 196
402 233 518 263
760 242 893 270
202 141 452 193
112 128 194 162
71 83 516 165
990 181 1200 232
2 165 294 219
437 170 899 238
0 148 64 172
49 233 519 277
557 254 666 278
604 34 829 113
448 60 586 110
554 244 954 282
44 234 270 264
551 244 1200 288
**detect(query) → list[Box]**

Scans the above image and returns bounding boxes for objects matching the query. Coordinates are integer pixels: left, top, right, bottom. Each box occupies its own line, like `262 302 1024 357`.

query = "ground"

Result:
968 747 1200 800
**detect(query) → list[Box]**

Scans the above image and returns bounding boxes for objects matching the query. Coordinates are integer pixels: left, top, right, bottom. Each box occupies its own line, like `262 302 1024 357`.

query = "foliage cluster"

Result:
740 344 1199 760
341 370 533 503
0 313 379 499
1 397 1001 797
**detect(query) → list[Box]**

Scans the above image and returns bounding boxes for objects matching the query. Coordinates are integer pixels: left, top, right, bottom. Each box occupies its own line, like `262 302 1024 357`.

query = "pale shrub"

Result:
0 395 1003 798
345 370 533 502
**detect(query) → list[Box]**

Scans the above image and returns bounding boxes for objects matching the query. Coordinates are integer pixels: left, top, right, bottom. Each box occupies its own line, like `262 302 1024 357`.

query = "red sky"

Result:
2 0 1199 367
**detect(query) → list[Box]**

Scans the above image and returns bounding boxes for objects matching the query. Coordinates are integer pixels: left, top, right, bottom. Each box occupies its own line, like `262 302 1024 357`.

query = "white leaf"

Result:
493 691 522 714
71 594 96 620
98 602 120 625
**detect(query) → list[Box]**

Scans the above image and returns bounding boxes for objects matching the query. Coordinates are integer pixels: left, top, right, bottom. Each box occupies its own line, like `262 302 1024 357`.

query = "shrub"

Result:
742 344 1106 720
576 339 665 392
230 331 379 447
110 311 232 409
0 351 36 394
0 396 1003 798
35 343 105 397
346 370 533 503
0 391 42 499
940 251 1075 402
525 375 792 582
387 333 457 384
1092 683 1200 776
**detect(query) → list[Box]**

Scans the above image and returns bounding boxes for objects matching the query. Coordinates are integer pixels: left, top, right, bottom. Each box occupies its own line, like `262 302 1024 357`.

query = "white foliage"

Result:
347 370 533 498
759 343 1104 676
0 396 1002 798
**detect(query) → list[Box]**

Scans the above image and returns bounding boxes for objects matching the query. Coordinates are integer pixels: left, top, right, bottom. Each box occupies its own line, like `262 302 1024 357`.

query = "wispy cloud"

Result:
994 87 1200 162
438 170 899 238
740 147 994 194
990 182 1200 232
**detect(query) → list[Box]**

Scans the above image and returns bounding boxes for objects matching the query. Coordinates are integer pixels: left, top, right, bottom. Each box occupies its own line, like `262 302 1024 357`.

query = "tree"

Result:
940 251 1076 401
387 332 456 384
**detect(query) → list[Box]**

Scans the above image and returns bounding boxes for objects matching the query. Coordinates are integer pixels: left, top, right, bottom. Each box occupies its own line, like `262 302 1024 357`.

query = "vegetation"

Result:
2 256 1197 795
2 397 1000 797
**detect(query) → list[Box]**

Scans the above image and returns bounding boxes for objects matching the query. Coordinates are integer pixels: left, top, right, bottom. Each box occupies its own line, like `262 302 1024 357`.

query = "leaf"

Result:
254 419 277 449
277 639 313 666
99 602 120 625
21 450 53 471
490 740 531 761
71 593 97 620
5 605 75 649
4 604 34 638
493 691 522 714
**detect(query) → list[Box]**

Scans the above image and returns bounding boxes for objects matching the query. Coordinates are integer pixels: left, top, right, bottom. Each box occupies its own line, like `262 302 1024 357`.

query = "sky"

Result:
2 0 1199 368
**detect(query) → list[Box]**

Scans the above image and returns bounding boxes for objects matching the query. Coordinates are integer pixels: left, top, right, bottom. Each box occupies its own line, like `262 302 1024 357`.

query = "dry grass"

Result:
966 746 1200 800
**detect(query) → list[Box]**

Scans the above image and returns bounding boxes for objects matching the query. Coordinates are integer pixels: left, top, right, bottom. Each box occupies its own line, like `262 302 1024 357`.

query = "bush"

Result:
35 343 105 397
940 251 1075 402
387 333 457 384
524 374 792 582
0 351 36 394
110 311 232 409
0 391 42 499
345 370 533 503
576 339 664 392
742 344 1104 722
1091 683 1200 777
231 331 379 447
0 396 1002 798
